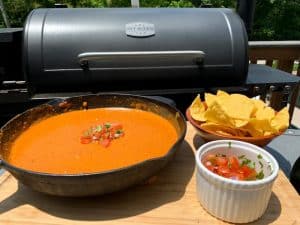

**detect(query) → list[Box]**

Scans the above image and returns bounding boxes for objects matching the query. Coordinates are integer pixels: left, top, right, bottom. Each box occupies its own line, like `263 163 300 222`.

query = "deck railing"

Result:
249 41 300 122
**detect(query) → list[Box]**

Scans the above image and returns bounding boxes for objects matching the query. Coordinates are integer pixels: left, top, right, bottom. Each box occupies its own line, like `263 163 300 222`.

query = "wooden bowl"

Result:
186 108 284 147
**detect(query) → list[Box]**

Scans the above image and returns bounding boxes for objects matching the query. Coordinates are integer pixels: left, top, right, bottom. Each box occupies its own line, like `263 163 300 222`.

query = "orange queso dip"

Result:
8 108 178 174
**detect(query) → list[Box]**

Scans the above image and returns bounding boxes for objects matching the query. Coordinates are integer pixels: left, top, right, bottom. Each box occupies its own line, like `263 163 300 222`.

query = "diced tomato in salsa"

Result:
203 154 259 181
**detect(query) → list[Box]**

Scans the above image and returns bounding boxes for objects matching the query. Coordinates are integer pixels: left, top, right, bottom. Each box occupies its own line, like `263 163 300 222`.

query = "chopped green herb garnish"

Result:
238 155 245 159
228 142 232 148
241 158 251 166
248 161 256 169
257 154 263 159
95 125 102 132
267 164 272 170
83 129 92 137
259 161 264 169
104 123 111 129
256 171 264 179
116 130 123 134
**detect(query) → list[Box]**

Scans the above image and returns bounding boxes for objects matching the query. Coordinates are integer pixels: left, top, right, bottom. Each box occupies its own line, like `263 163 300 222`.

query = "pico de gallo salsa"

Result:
203 153 265 181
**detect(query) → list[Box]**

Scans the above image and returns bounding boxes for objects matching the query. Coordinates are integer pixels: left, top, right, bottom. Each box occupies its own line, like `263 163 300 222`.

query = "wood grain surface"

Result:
0 123 299 225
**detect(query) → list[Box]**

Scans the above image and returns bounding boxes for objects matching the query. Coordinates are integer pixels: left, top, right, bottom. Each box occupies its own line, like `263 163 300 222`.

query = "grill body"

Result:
24 8 248 91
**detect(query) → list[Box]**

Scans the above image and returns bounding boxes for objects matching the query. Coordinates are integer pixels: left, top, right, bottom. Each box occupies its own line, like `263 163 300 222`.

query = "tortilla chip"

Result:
271 107 289 132
217 90 230 97
255 107 275 121
244 118 277 137
205 93 217 108
251 99 266 116
204 100 236 127
215 94 253 127
190 95 206 122
201 122 238 136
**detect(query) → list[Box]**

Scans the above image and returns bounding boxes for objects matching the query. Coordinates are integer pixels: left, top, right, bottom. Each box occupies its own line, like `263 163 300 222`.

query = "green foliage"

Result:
168 0 194 7
73 0 105 7
0 0 35 27
201 0 235 7
0 0 299 40
251 0 300 41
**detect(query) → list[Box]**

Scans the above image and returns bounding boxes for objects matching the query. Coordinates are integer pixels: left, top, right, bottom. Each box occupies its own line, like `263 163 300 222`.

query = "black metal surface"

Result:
23 8 248 90
290 157 300 194
0 28 23 84
0 94 186 197
246 64 300 85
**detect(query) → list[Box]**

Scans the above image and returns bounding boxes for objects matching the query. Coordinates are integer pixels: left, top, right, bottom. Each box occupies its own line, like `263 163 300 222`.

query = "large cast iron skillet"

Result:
0 94 186 197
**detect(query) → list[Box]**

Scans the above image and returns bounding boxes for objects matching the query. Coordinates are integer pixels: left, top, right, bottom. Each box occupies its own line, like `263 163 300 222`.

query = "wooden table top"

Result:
0 123 299 225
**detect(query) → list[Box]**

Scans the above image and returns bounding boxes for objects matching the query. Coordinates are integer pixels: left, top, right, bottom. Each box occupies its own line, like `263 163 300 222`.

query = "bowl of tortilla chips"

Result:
186 90 289 146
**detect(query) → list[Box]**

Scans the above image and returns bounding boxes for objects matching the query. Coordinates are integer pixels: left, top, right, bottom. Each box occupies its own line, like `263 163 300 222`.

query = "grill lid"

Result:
23 8 248 92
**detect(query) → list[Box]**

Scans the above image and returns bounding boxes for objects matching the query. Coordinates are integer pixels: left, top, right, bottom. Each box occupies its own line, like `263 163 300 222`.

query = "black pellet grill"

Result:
0 8 299 124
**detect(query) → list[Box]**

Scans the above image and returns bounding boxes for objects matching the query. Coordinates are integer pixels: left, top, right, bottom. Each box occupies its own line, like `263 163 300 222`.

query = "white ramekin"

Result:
195 140 279 223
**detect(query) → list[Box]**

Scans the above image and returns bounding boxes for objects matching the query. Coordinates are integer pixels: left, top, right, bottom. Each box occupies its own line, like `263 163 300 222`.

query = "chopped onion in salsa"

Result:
203 153 264 181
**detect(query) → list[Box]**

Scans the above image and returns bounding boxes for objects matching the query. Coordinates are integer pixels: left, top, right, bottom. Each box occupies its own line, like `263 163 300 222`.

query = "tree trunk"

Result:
0 0 10 27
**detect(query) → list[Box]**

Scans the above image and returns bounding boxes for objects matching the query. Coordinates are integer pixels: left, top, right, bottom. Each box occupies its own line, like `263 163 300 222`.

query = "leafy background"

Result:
0 0 299 41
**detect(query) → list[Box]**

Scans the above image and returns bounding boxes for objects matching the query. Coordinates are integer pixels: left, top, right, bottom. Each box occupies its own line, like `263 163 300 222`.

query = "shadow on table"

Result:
193 134 206 150
247 193 282 225
0 140 195 221
264 146 292 178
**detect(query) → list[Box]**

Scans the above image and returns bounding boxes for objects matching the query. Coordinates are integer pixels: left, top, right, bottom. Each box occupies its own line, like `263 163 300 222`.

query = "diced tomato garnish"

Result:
228 156 240 170
217 166 231 177
215 156 228 166
205 154 216 163
205 165 215 172
109 123 123 131
246 170 257 180
99 139 111 148
80 136 92 144
240 165 257 180
240 165 253 177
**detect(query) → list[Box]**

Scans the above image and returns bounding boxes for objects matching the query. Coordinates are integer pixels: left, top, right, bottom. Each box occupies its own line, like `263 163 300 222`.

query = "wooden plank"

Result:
249 47 300 61
277 60 295 73
0 123 299 225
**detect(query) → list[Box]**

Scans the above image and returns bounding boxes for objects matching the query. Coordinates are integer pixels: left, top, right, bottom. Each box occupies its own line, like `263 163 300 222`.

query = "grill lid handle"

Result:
78 51 205 68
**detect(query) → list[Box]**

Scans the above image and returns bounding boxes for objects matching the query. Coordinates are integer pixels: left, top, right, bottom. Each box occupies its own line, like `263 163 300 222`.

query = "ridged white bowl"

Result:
195 140 279 223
